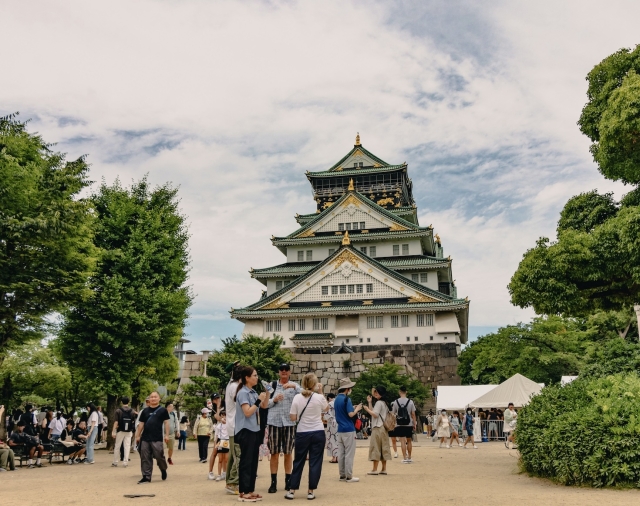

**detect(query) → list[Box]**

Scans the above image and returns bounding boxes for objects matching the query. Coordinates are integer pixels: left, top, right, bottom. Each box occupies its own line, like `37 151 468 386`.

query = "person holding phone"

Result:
334 377 363 483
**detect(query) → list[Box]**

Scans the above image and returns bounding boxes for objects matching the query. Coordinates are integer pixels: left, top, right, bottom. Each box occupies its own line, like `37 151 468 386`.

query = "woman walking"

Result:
235 366 268 502
503 403 517 449
462 408 477 449
178 416 189 450
364 385 392 475
285 373 329 500
448 411 462 447
194 408 214 463
85 403 99 464
435 409 451 448
324 393 338 464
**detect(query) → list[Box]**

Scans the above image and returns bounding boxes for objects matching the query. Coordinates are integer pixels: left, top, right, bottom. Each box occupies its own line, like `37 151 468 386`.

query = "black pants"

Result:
236 428 261 494
96 424 103 443
290 430 326 491
197 435 210 461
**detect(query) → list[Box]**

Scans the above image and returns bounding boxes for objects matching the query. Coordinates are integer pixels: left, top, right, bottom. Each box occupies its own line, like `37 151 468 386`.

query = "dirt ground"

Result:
2 437 639 505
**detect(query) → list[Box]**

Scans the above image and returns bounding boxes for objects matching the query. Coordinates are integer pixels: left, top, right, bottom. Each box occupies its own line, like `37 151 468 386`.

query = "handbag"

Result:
382 403 397 432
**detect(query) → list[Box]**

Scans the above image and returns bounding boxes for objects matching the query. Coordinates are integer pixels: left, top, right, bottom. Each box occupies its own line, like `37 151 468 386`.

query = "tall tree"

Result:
59 178 191 447
510 46 640 333
0 114 95 363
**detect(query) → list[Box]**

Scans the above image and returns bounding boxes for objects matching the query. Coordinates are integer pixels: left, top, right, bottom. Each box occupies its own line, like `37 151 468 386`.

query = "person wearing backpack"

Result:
112 396 135 467
334 377 363 483
363 385 392 475
391 387 416 463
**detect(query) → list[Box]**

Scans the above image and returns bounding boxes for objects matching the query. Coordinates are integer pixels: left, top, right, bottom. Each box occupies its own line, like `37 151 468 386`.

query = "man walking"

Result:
334 377 362 483
112 396 135 467
391 387 417 463
266 363 301 493
165 402 179 465
225 361 242 495
135 391 170 484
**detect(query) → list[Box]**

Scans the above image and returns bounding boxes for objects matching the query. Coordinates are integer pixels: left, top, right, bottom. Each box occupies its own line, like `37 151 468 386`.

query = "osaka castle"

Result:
231 134 469 352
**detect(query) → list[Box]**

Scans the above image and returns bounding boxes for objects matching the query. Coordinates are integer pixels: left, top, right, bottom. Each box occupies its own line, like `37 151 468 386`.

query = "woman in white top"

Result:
49 412 67 442
286 373 329 501
503 403 517 449
435 409 451 448
85 403 99 464
364 385 392 474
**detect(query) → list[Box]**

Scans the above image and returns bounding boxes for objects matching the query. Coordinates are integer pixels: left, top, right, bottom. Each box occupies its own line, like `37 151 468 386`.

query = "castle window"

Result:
376 316 383 328
352 222 359 230
367 317 375 329
385 337 389 342
406 336 410 342
401 315 409 327
288 320 296 331
284 280 291 286
367 338 371 343
393 245 400 256
411 274 419 282
359 162 363 167
391 315 399 328
274 320 281 332
340 285 346 294
346 339 350 344
356 284 363 294
298 319 305 331
414 336 418 341
420 273 428 283
348 285 354 294
266 321 273 332
444 336 447 340
402 244 409 255
360 247 367 255
426 314 434 326
276 281 283 290
322 286 328 296
297 251 304 261
313 318 328 330
331 285 338 295
359 338 363 343
360 222 365 229
430 335 434 341
416 314 424 327
338 223 344 231
370 246 376 257
353 162 358 168
366 283 373 293
345 223 351 231
306 250 312 261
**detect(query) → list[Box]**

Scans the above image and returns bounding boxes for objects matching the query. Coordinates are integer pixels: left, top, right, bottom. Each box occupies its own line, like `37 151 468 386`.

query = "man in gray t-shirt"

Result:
391 386 417 463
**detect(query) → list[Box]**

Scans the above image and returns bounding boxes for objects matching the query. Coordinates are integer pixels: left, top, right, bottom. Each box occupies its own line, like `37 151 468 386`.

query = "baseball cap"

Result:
201 408 210 414
279 363 291 371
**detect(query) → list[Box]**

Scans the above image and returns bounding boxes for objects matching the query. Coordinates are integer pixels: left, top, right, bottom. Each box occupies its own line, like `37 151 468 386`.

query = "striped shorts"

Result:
268 425 296 455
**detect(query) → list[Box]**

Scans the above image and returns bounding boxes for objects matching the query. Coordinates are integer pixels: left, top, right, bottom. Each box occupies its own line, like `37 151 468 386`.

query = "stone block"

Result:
363 351 379 360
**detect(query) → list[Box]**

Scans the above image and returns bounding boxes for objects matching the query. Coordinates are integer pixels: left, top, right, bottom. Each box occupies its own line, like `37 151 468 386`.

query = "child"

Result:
215 412 229 481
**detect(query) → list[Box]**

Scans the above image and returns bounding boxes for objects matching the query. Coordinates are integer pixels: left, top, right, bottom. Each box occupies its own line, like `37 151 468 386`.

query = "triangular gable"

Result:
327 145 390 172
254 246 449 310
289 190 420 239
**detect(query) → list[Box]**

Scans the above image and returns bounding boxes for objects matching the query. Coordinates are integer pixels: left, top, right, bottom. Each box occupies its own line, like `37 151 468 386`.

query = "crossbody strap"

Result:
296 394 314 426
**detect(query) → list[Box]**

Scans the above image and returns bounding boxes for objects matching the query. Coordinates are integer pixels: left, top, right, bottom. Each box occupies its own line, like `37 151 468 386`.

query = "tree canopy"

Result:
0 114 96 361
349 362 429 408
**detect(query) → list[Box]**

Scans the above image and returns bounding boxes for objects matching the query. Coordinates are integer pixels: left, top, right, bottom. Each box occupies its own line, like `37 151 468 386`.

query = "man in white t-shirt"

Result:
224 361 242 496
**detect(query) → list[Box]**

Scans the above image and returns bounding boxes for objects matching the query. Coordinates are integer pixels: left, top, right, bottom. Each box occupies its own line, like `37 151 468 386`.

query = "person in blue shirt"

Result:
333 377 363 483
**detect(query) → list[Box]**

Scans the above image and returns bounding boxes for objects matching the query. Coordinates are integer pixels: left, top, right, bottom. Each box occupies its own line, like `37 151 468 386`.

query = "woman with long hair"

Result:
449 411 462 447
40 410 53 444
503 403 517 449
50 411 66 442
435 409 451 448
235 366 268 502
178 416 189 450
285 373 329 500
85 403 99 464
364 385 392 475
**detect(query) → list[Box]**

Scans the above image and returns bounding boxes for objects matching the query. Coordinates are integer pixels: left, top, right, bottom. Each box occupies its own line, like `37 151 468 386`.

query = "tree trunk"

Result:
635 305 640 341
106 393 118 451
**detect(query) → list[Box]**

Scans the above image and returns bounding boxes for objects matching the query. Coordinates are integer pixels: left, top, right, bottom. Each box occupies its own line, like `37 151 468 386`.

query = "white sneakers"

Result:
208 472 215 480
394 452 398 458
346 477 359 483
401 458 413 464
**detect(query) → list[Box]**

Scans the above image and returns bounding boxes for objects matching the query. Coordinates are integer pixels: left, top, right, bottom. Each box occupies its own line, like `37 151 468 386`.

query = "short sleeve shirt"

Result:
334 394 355 433
235 386 260 434
289 393 328 433
371 400 388 429
392 398 416 426
139 406 170 442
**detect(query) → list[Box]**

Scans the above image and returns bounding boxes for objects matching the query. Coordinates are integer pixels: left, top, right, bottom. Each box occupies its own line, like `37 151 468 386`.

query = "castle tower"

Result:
231 136 469 355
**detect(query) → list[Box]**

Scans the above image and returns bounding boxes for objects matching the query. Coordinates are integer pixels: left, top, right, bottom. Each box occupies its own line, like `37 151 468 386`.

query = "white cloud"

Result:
2 0 638 350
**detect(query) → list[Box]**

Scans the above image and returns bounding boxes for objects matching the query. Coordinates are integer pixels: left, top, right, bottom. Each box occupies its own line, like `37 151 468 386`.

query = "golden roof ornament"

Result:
342 230 351 246
355 132 361 146
435 233 441 244
348 178 355 191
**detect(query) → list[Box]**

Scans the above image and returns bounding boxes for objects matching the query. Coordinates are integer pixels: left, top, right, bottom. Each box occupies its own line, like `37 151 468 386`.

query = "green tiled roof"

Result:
296 206 415 223
284 190 424 241
274 228 432 246
325 144 391 172
308 164 406 178
291 333 334 340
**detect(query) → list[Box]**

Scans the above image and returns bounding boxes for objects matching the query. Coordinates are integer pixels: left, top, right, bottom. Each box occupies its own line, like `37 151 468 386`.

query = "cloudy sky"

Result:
4 1 639 352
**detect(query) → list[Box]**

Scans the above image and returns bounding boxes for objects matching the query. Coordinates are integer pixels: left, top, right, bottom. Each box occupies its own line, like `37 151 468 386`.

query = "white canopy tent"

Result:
469 373 543 409
561 375 578 386
436 385 497 411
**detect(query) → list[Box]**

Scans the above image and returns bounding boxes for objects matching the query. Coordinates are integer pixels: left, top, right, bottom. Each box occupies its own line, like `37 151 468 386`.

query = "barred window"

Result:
391 315 399 328
297 251 304 261
352 222 359 230
366 283 373 293
345 223 351 231
411 274 419 282
274 320 281 332
406 336 410 342
402 244 409 255
367 316 375 329
339 285 346 294
284 280 290 286
426 314 434 326
401 315 409 327
416 314 425 327
338 223 344 231
322 286 328 295
356 284 363 294
331 285 338 295
393 245 400 256
348 285 354 294
360 222 365 229
306 250 312 261
276 281 283 290
288 319 296 331
420 273 428 283
376 316 384 328
298 319 305 331
266 321 273 332
414 336 418 341
360 247 367 255
313 318 328 330
370 246 377 257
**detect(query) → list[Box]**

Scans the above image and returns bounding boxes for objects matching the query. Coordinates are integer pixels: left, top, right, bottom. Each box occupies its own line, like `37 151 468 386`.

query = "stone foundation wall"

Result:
289 343 461 410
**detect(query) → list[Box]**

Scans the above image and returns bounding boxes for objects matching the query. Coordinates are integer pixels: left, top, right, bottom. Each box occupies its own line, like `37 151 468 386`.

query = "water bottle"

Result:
261 380 274 393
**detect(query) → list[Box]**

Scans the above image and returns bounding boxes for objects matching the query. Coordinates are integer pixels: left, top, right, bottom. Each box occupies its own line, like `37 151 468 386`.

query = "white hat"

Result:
201 408 210 414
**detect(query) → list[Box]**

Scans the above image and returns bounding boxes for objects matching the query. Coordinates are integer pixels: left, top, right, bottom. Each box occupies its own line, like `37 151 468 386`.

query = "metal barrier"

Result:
479 419 506 441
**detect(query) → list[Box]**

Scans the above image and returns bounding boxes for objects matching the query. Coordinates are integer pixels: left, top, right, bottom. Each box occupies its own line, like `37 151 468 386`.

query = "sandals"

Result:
238 495 257 503
379 471 387 475
367 471 379 475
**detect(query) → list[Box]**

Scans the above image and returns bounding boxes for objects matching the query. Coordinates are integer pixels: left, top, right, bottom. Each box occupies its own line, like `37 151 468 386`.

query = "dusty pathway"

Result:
2 438 638 505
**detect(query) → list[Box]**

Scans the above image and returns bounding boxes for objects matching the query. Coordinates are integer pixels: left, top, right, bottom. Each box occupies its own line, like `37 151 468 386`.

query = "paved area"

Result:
2 438 638 505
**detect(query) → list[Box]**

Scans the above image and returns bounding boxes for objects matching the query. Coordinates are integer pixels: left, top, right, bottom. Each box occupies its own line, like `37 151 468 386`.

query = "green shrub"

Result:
518 373 640 487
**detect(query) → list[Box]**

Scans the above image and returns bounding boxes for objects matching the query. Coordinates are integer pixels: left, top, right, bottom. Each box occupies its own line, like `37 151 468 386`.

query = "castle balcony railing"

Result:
313 183 402 198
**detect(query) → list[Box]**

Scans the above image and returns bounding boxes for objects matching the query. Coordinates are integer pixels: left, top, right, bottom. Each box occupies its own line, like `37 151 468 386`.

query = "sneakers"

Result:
346 477 359 483
161 469 167 480
111 463 118 467
394 452 398 458
221 472 226 480
67 459 74 465
84 460 94 465
307 493 315 500
284 492 294 500
407 458 413 463
226 485 240 495
401 459 409 464
138 478 151 484
216 475 223 481
339 476 346 481
209 472 216 480
168 458 173 465
446 445 450 448
439 443 443 448
473 445 478 449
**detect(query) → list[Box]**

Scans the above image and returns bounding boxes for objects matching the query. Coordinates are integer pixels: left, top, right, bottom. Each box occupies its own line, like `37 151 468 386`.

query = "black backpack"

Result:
395 399 412 426
118 407 134 432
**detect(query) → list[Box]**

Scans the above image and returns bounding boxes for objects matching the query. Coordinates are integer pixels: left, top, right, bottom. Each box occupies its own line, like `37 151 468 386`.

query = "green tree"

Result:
206 335 293 390
177 376 220 428
349 363 429 408
0 114 96 363
58 178 191 447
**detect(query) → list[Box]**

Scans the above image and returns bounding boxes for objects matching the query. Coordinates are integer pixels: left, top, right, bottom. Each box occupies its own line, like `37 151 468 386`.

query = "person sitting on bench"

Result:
8 420 44 468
